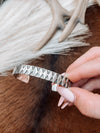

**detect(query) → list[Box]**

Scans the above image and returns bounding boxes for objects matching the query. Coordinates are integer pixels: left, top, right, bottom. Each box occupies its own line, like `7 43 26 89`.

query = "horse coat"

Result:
0 0 100 132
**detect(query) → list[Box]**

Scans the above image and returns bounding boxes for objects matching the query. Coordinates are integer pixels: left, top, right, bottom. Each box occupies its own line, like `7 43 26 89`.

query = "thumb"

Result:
57 86 100 119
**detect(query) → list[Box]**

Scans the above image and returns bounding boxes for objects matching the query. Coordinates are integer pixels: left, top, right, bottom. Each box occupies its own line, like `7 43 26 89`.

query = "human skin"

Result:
56 46 100 119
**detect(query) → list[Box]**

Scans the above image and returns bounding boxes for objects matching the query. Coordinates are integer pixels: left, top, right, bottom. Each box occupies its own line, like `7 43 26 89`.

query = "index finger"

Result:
66 58 100 82
67 47 100 72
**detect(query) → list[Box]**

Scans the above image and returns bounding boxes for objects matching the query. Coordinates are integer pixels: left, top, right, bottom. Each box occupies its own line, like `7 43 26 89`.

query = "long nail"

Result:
58 96 65 107
57 87 75 103
61 102 69 109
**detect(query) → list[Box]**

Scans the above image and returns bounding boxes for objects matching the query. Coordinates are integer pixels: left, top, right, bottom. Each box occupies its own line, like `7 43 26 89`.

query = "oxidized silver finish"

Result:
12 65 71 88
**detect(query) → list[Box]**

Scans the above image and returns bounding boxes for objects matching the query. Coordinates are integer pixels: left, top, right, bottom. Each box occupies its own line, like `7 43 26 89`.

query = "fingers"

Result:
58 96 65 107
71 76 100 92
67 47 100 72
71 87 100 119
61 102 69 109
66 58 100 82
57 87 75 103
72 79 88 87
57 86 100 119
58 96 69 109
82 76 100 91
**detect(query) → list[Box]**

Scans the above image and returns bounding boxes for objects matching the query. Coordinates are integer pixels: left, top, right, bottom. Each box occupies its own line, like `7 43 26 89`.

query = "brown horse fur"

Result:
0 5 99 133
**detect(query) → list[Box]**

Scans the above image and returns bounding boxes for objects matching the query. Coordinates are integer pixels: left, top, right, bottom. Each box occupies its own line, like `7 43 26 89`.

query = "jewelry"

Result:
12 65 71 88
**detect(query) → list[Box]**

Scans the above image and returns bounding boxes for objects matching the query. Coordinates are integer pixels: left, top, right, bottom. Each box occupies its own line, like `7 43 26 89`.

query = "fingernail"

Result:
61 102 69 109
57 87 75 103
58 96 64 107
52 84 57 92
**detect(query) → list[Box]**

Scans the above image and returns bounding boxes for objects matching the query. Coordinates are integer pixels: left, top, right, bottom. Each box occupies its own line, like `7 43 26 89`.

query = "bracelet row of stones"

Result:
12 65 71 88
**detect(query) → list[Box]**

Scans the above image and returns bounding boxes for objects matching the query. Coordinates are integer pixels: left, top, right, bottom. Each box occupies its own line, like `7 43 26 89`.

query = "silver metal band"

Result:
12 65 71 88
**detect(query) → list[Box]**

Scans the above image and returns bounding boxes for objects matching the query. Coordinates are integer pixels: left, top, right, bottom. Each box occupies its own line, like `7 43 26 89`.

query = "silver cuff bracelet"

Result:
12 65 71 88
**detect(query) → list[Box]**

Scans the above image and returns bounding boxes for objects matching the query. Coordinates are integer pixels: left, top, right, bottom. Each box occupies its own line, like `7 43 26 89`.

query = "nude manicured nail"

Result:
57 87 75 103
61 102 69 109
58 96 65 107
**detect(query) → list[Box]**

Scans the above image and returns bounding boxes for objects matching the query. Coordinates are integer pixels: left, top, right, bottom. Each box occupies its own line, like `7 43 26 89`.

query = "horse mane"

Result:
0 1 99 133
0 0 96 75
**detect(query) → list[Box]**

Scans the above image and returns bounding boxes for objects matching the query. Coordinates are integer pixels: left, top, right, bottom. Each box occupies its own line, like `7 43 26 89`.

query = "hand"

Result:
56 47 100 119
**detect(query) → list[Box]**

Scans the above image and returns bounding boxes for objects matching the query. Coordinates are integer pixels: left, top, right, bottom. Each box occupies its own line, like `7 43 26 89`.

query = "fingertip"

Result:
61 102 69 109
58 96 64 107
57 86 75 103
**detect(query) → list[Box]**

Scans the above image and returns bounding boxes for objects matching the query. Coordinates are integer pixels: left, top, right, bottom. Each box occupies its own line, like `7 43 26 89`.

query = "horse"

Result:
0 0 100 132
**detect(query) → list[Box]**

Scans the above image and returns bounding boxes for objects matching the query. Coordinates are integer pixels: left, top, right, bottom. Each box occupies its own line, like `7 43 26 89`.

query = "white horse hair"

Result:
0 0 96 74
